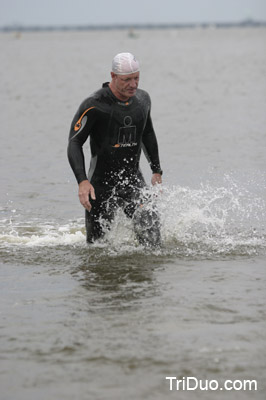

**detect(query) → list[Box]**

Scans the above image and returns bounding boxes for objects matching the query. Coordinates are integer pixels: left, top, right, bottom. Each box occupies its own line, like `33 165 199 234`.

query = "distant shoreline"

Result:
1 19 266 33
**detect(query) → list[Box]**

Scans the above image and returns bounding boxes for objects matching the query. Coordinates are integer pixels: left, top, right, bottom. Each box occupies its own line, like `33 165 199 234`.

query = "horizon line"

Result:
1 18 266 32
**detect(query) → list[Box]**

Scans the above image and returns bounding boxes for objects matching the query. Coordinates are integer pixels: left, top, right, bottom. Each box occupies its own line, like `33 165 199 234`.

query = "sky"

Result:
1 0 266 27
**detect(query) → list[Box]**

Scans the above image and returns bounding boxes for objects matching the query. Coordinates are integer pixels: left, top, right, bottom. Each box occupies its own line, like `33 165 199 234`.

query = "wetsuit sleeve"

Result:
67 102 97 184
142 110 162 174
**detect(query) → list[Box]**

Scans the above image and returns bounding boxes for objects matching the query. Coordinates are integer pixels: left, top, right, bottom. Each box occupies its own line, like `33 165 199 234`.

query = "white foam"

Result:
0 181 265 256
0 220 86 247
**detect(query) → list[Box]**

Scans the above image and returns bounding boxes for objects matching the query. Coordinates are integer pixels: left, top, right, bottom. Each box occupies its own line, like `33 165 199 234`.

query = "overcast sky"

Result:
1 0 266 27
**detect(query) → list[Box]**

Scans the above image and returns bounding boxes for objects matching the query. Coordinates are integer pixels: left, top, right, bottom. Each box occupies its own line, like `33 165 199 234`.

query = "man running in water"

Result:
68 52 163 245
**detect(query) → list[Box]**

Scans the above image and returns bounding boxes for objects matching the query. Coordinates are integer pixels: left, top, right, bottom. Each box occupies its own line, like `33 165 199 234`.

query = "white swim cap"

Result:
112 52 140 75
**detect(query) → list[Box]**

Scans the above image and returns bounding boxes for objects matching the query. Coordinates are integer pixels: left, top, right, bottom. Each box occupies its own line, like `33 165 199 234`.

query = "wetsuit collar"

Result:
102 82 134 106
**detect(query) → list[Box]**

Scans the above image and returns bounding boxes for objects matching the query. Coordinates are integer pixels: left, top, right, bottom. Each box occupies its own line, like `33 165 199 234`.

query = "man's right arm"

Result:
67 102 96 183
67 102 97 210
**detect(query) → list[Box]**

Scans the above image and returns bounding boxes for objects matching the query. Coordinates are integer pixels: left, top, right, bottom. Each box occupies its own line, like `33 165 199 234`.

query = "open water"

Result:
0 27 266 399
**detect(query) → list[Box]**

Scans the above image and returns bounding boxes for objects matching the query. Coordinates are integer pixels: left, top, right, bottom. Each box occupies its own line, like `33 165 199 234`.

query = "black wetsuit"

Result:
68 82 162 244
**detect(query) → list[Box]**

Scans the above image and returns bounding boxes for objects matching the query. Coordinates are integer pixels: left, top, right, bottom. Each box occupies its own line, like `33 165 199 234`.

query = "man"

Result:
68 52 163 246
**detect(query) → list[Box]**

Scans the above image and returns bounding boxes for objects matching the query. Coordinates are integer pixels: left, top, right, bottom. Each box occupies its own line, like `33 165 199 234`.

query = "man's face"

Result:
111 72 140 100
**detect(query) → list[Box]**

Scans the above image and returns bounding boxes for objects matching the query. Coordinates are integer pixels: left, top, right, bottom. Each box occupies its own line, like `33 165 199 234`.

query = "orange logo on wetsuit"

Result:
113 116 137 148
74 107 95 132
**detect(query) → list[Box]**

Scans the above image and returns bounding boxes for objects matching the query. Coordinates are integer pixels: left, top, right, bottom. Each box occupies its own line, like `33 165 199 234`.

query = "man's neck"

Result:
108 82 129 102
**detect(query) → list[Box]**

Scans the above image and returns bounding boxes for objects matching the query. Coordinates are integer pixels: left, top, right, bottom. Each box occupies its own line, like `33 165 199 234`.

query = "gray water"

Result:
1 28 266 400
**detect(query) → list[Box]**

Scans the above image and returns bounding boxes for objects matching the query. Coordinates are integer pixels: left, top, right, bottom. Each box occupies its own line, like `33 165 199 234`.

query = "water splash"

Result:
0 177 265 258
158 179 265 257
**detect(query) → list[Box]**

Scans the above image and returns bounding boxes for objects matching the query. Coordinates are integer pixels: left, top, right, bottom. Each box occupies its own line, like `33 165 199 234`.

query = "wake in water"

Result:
0 175 265 258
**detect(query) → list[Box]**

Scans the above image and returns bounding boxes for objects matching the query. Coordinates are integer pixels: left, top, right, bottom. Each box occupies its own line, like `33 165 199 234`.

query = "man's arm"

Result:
67 102 97 210
67 103 96 183
142 111 163 185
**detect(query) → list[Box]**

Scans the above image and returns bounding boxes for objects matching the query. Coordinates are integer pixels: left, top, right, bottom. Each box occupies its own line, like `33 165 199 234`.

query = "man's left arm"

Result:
142 111 163 185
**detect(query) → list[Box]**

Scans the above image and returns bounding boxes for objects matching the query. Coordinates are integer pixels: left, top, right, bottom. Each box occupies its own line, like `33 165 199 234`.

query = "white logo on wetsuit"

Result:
114 116 137 148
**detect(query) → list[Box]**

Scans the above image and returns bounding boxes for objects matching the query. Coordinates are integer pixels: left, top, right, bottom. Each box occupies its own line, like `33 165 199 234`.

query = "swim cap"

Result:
112 52 140 75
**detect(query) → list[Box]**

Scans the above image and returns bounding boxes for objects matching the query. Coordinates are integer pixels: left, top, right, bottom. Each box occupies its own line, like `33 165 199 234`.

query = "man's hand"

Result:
78 180 96 211
151 173 162 186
